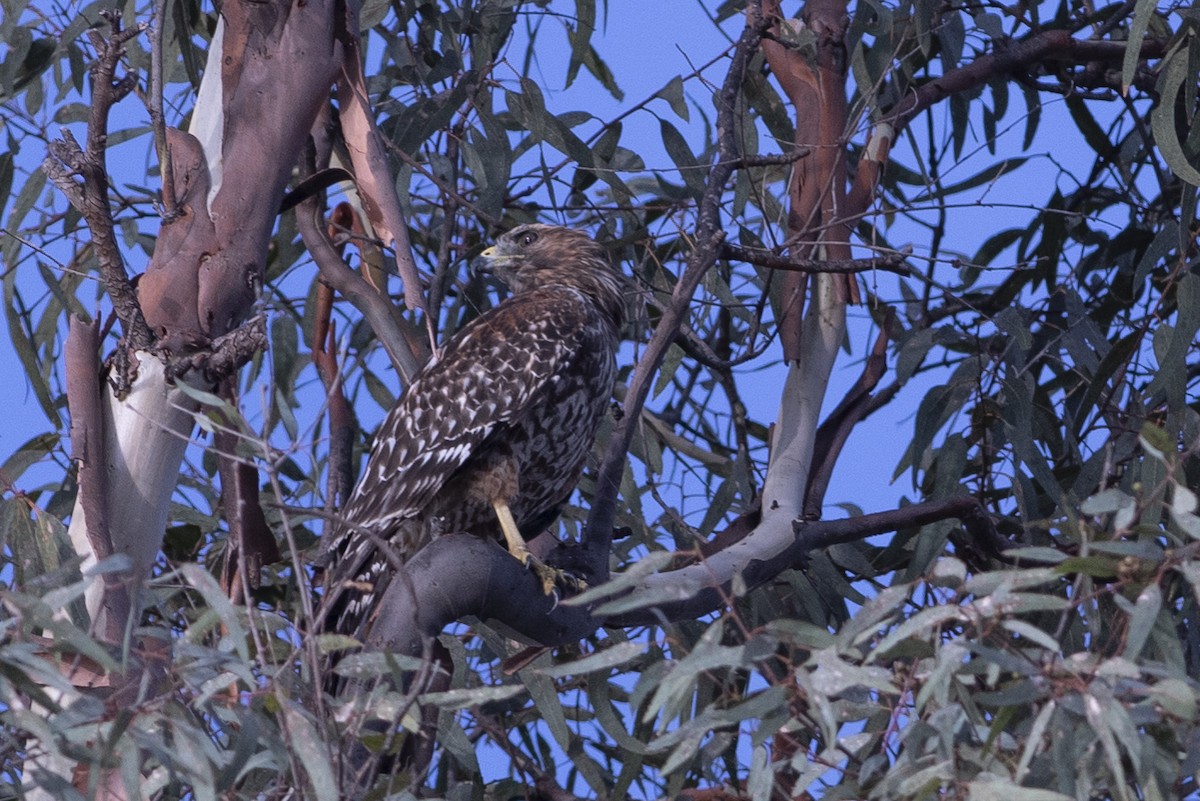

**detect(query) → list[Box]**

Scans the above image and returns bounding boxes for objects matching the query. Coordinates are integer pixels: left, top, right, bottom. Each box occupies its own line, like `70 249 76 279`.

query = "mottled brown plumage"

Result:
317 224 625 639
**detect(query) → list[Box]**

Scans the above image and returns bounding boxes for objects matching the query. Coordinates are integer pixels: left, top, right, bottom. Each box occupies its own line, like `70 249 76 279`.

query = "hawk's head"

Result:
478 224 626 327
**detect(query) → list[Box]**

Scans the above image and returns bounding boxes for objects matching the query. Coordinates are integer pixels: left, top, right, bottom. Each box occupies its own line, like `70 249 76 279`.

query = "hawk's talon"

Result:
525 554 587 598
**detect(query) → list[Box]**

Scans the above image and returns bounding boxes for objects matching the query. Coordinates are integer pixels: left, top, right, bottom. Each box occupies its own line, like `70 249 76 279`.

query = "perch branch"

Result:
369 497 999 651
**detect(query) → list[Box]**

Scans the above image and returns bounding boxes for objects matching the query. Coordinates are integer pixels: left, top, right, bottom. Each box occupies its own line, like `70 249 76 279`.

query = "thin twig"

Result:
149 0 176 216
721 242 912 275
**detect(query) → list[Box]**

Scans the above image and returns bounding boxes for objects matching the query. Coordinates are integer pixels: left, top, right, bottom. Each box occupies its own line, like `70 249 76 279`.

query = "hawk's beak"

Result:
473 246 500 277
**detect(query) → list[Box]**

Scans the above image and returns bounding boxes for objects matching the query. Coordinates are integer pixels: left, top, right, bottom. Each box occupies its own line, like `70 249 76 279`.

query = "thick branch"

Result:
65 316 132 645
162 315 268 384
369 497 997 651
804 308 893 517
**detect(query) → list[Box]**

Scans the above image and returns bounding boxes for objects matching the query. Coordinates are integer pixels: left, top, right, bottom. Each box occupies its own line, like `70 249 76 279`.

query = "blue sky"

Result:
0 0 1108 523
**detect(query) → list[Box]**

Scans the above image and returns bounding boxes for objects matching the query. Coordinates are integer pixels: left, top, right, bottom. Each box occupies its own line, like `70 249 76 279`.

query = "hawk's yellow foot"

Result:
493 499 588 596
527 555 587 596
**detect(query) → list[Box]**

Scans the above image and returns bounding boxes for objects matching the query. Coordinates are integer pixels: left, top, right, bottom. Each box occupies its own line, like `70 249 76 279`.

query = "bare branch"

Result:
608 495 998 626
148 0 176 217
804 308 893 517
848 32 1169 216
333 0 427 318
45 103 154 353
65 315 133 645
721 242 912 275
312 250 357 514
216 385 280 602
298 197 424 383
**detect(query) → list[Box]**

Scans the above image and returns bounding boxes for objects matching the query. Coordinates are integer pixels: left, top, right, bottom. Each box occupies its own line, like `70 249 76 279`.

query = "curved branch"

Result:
804 307 893 517
847 32 1169 216
368 497 998 652
297 195 423 382
609 494 996 626
334 0 426 318
366 535 597 653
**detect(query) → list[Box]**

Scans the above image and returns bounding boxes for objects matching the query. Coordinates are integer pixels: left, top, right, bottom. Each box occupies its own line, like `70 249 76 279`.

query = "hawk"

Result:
316 224 626 640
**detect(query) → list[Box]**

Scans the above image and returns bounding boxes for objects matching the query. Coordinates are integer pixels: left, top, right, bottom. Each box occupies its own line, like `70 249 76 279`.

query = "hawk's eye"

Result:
519 231 539 247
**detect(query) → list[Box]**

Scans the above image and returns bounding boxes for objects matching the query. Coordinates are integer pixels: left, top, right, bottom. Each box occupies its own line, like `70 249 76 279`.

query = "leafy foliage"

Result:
2 0 1200 799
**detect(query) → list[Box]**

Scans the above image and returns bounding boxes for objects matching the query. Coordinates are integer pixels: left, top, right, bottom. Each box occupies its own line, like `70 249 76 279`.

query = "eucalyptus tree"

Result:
1 0 1198 799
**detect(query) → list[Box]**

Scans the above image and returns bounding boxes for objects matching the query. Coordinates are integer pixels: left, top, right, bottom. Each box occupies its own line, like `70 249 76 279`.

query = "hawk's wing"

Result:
316 286 601 589
343 288 596 531
316 289 603 637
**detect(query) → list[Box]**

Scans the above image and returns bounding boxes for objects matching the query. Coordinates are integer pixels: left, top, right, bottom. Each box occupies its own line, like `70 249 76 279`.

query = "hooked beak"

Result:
473 244 512 280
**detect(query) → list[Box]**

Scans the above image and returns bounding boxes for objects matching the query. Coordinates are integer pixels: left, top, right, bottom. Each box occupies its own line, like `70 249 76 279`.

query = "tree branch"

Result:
312 232 357 514
847 32 1169 216
368 497 999 651
297 192 424 383
333 0 427 319
43 11 153 354
65 315 132 645
804 307 893 518
721 242 912 275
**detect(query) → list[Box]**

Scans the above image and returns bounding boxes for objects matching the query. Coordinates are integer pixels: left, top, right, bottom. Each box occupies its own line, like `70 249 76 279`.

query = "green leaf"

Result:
1080 487 1135 516
3 264 60 428
1145 272 1200 407
1065 94 1115 160
421 683 525 709
968 780 1072 801
1121 0 1158 94
564 0 595 89
916 155 1032 200
562 549 676 608
656 75 689 121
875 604 965 655
281 702 337 801
538 641 644 678
1151 44 1200 186
1122 584 1161 659
176 563 250 662
658 118 705 198
1 432 58 483
0 151 13 222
